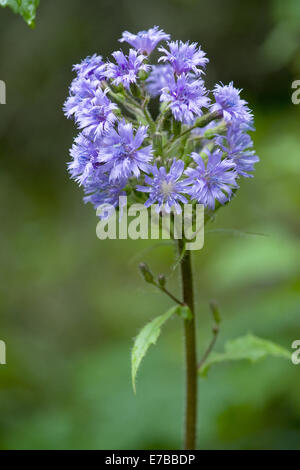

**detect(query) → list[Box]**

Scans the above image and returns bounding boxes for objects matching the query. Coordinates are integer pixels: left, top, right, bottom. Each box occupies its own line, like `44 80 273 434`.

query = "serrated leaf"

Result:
131 306 177 392
199 334 290 377
0 0 39 28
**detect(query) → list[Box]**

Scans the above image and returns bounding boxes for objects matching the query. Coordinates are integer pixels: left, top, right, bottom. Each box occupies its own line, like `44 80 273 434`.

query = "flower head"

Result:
98 121 153 181
211 82 253 125
217 122 259 177
159 41 209 76
68 133 100 185
64 28 258 216
120 26 170 55
75 88 117 141
146 64 174 97
160 74 210 123
83 168 126 217
63 76 97 119
185 149 238 209
106 49 150 89
64 54 106 119
73 54 106 81
137 159 188 213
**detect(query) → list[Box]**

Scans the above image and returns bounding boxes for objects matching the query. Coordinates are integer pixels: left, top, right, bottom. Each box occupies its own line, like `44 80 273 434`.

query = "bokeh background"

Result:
0 0 299 450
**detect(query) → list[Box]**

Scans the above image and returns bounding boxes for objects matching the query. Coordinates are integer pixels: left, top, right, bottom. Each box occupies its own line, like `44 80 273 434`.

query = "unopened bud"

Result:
139 262 154 284
130 83 142 99
158 274 166 288
138 70 149 81
195 110 222 129
209 300 221 324
160 102 169 114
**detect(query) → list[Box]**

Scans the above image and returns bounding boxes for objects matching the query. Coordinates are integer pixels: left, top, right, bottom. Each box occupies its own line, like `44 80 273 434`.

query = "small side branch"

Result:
198 301 221 370
139 262 184 307
159 285 185 307
197 326 219 370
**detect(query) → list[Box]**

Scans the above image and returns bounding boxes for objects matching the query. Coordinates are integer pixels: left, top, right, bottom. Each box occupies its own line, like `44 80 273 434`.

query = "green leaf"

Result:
199 334 290 377
131 306 176 393
0 0 39 28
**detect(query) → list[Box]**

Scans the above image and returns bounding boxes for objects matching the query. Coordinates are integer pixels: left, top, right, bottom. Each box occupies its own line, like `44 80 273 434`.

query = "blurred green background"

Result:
0 0 299 450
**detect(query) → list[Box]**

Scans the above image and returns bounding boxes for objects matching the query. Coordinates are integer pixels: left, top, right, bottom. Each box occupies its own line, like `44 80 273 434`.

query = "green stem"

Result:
164 110 222 152
124 90 155 132
159 286 185 307
178 239 197 450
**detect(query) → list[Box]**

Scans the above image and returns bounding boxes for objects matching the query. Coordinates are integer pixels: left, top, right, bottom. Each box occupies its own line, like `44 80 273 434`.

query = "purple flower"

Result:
185 149 238 209
217 122 259 178
137 159 188 213
145 64 174 97
83 168 126 217
63 76 97 119
159 41 209 76
119 26 170 55
73 54 106 81
64 54 107 119
75 88 117 141
106 49 150 89
211 82 253 125
68 133 100 185
160 74 210 123
98 121 153 181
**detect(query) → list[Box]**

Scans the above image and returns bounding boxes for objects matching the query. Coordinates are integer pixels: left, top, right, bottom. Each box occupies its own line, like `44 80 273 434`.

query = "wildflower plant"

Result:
64 27 289 449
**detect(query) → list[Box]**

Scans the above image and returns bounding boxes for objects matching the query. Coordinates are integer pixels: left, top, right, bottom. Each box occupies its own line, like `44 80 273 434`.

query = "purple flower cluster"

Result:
64 26 259 217
155 41 210 123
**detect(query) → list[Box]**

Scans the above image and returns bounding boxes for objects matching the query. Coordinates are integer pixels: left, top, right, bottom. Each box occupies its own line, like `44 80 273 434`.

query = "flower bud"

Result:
138 70 149 81
139 262 154 284
209 300 221 324
158 274 166 288
130 83 142 99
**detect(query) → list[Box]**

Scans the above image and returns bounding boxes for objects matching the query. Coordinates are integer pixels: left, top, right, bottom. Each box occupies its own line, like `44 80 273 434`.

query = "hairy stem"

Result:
178 239 197 450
